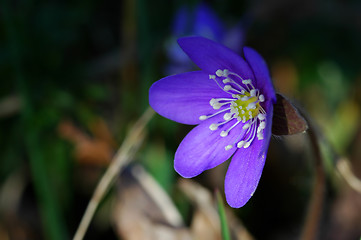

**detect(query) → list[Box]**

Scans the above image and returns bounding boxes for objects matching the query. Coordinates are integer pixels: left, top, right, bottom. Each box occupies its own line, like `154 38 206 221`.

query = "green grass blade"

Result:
216 190 231 240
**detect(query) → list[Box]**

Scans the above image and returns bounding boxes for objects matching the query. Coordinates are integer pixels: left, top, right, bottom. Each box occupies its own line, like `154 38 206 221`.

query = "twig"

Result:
337 158 361 193
73 107 155 240
131 165 184 226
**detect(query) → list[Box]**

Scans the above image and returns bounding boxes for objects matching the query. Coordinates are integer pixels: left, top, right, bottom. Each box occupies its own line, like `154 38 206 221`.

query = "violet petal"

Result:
178 36 254 81
243 47 276 103
175 114 246 178
224 138 270 208
149 71 227 125
224 104 273 208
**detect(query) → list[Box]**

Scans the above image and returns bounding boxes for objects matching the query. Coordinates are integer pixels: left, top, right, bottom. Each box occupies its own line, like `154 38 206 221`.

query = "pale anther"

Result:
199 115 207 120
223 78 231 84
257 126 262 133
216 69 223 77
259 94 265 102
237 141 245 148
223 112 232 120
220 131 228 137
224 85 232 91
250 89 256 97
210 98 216 105
209 124 218 131
258 113 265 120
225 144 233 151
242 79 251 84
243 123 250 129
209 74 216 79
247 102 257 110
244 142 251 148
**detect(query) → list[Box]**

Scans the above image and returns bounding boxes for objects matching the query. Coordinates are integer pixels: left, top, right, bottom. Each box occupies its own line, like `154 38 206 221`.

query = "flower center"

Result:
199 69 266 150
231 92 260 121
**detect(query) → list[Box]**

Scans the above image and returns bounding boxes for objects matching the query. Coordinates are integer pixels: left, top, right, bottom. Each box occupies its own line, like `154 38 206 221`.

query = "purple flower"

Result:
165 2 245 75
149 36 276 208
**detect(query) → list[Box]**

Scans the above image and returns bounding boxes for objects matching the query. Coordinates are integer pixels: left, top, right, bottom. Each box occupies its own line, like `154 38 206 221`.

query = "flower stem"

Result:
72 107 154 240
298 105 361 239
300 115 326 240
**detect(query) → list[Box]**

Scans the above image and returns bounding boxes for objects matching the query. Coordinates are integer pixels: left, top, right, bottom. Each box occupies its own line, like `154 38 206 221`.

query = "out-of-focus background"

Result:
1 0 361 239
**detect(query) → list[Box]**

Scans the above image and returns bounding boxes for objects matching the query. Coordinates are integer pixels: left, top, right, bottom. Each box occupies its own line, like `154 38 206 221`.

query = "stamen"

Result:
224 85 232 91
258 113 266 120
246 102 257 110
225 144 233 151
221 75 247 92
200 107 231 120
199 115 207 120
250 89 256 97
220 131 228 137
206 69 268 149
223 85 243 94
259 94 265 102
210 98 217 105
237 141 245 148
223 112 233 120
242 123 257 148
216 69 224 77
209 124 218 131
220 120 241 137
222 69 229 76
211 101 230 110
244 141 251 148
223 78 231 84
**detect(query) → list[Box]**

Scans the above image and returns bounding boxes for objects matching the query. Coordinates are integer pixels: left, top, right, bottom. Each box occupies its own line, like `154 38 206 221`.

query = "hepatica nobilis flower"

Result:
149 36 276 208
165 2 245 75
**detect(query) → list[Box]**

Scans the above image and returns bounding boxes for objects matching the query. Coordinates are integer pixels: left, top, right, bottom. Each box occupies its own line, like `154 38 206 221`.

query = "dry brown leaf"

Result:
178 179 255 240
113 165 192 240
58 119 115 166
178 179 221 240
191 210 221 240
89 118 117 149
